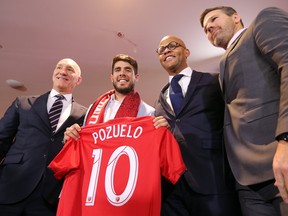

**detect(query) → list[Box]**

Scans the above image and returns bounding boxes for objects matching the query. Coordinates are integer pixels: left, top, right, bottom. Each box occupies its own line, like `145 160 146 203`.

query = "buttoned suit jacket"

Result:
0 92 87 206
155 70 233 195
219 7 288 185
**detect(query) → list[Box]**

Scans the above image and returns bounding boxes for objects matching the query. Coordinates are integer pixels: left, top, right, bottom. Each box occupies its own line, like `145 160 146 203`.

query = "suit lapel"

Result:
31 92 51 130
56 100 85 134
159 72 203 117
159 84 174 116
179 71 202 114
184 71 202 101
160 72 203 116
29 93 85 136
220 29 247 95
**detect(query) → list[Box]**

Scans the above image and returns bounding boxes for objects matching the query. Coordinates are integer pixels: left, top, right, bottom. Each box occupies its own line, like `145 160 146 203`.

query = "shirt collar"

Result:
50 89 72 102
227 28 246 49
110 93 116 101
169 67 192 83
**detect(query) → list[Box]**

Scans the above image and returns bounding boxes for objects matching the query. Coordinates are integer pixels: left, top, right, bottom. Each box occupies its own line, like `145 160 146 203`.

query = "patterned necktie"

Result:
49 95 64 133
169 74 184 115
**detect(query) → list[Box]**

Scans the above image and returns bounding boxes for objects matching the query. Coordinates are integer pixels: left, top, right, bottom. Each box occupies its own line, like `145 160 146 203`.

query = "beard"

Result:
213 26 235 49
214 34 230 49
112 82 135 94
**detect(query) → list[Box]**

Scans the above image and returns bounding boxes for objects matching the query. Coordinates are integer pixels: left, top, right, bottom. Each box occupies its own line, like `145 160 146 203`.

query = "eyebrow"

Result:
56 64 75 71
114 66 133 71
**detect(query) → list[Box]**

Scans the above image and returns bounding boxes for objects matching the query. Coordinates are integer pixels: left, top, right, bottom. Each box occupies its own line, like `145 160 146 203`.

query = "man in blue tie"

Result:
0 58 87 216
154 35 241 216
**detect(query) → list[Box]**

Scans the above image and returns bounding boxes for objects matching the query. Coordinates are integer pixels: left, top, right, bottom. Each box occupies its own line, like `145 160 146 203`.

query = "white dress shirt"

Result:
47 89 72 132
166 67 193 108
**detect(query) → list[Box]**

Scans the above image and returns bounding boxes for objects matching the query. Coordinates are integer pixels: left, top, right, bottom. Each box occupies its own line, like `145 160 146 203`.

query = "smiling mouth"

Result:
165 56 174 61
118 79 128 83
57 77 68 81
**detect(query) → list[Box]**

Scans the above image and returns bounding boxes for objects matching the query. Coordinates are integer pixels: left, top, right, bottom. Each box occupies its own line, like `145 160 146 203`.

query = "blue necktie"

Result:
48 95 64 133
169 74 184 115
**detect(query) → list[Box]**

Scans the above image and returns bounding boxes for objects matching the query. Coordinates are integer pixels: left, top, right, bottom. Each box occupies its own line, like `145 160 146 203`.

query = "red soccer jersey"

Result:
49 116 186 216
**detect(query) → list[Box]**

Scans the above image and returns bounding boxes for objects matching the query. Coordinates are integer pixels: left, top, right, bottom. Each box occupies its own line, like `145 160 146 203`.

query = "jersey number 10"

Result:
85 146 139 206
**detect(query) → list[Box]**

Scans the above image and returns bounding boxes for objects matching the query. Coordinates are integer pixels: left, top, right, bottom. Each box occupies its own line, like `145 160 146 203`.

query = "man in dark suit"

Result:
200 6 288 216
0 58 87 216
154 35 241 216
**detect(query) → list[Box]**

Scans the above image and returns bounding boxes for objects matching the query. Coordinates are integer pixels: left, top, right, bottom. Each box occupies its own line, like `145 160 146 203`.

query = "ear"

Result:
110 74 113 82
76 76 82 85
233 13 241 24
135 73 140 82
185 49 190 58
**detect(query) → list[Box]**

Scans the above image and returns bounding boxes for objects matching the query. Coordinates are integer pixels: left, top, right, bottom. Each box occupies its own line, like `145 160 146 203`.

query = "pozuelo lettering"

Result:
92 124 143 144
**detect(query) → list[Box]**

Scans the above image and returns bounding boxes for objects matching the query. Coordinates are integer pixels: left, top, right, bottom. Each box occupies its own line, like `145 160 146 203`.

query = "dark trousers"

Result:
0 179 56 216
161 177 242 216
236 179 288 216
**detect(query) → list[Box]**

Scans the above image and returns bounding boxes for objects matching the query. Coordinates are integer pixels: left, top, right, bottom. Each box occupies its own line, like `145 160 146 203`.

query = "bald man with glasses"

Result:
154 35 242 216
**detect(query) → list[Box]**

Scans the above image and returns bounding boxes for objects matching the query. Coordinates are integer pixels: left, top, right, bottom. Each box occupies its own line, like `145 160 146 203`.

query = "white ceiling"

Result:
1 0 287 116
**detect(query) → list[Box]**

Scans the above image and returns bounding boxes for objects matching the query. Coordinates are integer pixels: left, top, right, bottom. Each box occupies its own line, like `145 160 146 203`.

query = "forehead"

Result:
57 60 74 68
160 37 182 46
57 59 72 66
203 9 225 25
113 60 132 68
56 59 80 75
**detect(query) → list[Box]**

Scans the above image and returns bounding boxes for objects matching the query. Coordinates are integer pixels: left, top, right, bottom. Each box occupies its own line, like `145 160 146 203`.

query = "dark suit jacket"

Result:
0 92 87 207
155 70 233 195
220 7 288 186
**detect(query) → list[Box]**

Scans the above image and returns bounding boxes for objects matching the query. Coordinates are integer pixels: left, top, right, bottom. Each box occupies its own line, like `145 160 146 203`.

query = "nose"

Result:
162 47 171 55
59 69 67 75
119 69 126 76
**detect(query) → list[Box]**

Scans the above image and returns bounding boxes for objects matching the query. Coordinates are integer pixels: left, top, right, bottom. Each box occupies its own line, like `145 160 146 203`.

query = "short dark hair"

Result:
200 6 244 27
112 54 138 75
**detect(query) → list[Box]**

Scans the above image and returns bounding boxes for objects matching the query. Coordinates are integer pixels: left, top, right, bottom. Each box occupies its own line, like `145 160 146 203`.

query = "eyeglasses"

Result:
156 41 184 55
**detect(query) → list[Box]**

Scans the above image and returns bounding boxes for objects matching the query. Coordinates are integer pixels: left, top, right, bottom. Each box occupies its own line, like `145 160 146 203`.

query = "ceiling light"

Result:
6 79 27 91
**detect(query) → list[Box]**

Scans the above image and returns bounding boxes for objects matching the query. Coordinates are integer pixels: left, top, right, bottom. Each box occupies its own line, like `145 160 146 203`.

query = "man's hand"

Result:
153 116 170 129
63 123 81 143
273 141 288 204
